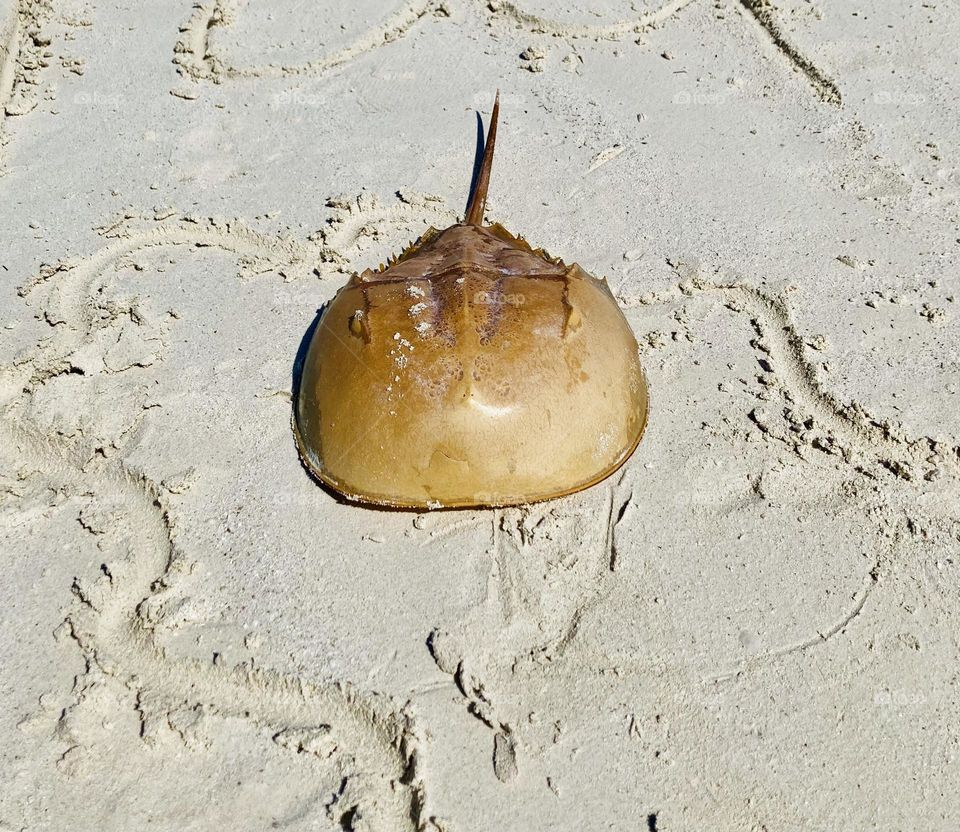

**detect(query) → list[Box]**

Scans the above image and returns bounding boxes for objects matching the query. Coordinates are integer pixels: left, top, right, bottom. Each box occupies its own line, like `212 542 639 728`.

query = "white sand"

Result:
2 0 959 829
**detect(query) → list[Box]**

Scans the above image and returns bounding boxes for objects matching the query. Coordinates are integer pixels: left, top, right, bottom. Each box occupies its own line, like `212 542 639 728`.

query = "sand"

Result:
1 0 959 829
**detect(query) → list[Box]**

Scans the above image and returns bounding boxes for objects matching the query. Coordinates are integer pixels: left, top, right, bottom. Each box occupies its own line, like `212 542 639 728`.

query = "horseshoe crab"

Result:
294 93 648 508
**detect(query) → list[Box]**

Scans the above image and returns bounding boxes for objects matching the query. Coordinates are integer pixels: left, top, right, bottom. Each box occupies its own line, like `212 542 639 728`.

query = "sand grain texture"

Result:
1 0 959 829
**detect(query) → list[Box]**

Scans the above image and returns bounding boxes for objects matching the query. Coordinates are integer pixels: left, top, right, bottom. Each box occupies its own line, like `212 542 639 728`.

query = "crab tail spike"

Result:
465 90 500 226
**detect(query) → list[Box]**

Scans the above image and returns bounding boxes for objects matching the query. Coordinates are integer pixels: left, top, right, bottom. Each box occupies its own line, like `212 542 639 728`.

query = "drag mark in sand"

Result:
0 0 53 167
620 273 959 481
424 475 635 778
0 3 22 112
8 215 318 399
484 0 698 39
173 0 445 83
319 191 457 268
487 0 839 107
167 0 840 112
614 268 959 680
704 564 879 684
735 0 842 106
3 420 429 830
525 473 636 665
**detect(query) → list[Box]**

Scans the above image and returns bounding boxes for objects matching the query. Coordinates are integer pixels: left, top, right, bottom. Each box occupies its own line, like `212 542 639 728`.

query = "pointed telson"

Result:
464 91 500 226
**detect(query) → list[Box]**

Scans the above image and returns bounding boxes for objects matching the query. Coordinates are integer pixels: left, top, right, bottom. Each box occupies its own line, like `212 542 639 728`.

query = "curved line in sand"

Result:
486 0 697 39
320 196 458 264
703 569 878 684
488 0 840 108
622 278 959 478
735 0 842 106
6 219 320 401
174 0 442 82
0 0 55 168
3 419 426 829
0 5 22 108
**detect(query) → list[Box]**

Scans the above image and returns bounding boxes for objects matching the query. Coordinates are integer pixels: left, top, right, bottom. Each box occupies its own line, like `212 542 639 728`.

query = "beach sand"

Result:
1 0 959 829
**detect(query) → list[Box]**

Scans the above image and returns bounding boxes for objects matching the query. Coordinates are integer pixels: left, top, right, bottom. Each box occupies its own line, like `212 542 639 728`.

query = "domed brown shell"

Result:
293 95 648 508
294 222 647 508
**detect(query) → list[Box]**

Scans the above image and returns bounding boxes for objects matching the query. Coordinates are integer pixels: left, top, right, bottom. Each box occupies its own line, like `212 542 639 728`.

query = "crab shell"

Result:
294 222 648 508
